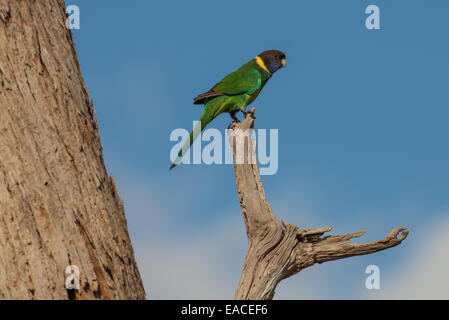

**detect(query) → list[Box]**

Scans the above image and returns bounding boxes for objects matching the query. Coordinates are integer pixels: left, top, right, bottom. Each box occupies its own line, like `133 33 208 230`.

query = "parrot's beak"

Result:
281 58 287 68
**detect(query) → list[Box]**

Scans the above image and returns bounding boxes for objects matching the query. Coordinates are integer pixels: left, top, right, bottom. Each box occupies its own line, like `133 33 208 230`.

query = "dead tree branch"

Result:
229 108 408 300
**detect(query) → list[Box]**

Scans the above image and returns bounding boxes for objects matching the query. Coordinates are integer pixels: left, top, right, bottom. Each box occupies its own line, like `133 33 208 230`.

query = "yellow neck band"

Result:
255 56 270 73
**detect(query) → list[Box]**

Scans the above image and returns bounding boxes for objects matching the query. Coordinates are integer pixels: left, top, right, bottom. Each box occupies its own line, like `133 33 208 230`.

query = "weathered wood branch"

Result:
230 108 408 300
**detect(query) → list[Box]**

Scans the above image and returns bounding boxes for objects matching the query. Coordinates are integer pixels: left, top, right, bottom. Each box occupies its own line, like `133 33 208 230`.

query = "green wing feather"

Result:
213 68 262 95
193 64 262 104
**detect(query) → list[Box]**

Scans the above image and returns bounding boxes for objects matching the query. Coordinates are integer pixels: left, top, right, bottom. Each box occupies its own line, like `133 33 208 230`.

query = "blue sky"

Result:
69 0 449 299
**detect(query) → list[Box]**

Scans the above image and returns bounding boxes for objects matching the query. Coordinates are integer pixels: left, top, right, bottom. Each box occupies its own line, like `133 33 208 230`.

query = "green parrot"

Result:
170 49 286 170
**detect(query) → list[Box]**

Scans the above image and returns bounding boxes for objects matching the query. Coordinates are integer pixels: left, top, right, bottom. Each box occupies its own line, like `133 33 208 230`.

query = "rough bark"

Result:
0 0 145 299
230 108 408 300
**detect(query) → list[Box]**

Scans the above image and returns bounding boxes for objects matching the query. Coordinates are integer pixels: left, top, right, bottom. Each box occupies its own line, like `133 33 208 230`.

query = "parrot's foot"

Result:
243 110 256 119
230 112 240 123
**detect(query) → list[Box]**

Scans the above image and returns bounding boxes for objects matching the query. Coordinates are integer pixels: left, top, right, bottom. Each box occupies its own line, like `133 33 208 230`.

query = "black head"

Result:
257 50 287 73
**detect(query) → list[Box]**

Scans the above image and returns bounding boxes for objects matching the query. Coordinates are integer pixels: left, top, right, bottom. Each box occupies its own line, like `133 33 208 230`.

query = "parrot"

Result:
170 49 286 170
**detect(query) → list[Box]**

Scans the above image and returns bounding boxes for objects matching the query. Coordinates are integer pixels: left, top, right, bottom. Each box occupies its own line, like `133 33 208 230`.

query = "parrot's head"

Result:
257 50 287 73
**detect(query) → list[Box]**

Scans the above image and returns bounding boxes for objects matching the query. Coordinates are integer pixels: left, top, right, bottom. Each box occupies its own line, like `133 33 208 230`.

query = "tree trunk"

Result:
0 0 145 299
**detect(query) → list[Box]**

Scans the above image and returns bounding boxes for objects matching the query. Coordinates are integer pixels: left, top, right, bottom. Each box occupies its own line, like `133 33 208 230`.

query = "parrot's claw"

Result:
230 112 240 123
243 111 256 119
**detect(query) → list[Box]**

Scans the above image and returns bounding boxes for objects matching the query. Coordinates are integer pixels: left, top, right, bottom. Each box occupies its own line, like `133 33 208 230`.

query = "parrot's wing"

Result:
193 68 262 105
214 68 262 95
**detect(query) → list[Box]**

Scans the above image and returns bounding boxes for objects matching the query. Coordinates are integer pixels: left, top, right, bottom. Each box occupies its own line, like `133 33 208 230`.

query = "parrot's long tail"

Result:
170 101 221 170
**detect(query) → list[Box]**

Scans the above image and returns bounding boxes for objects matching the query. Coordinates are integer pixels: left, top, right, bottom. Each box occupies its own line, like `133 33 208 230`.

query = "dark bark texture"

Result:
0 0 145 299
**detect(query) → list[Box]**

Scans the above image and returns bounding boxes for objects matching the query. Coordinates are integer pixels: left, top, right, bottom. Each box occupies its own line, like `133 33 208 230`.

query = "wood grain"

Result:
230 108 408 300
0 0 145 299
